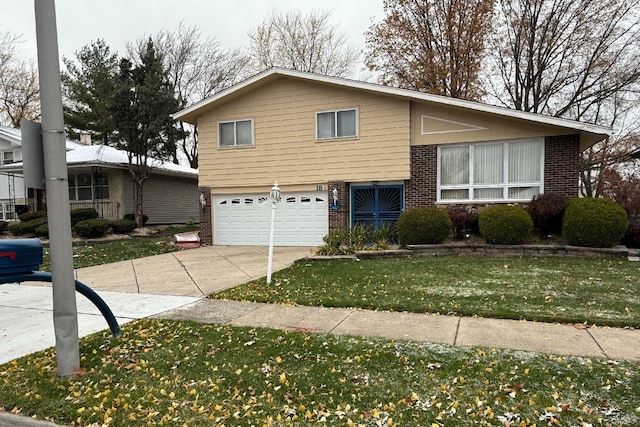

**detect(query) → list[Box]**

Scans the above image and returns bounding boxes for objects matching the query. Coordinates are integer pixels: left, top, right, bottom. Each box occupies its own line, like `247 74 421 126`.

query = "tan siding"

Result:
197 78 411 190
141 175 200 224
411 102 575 145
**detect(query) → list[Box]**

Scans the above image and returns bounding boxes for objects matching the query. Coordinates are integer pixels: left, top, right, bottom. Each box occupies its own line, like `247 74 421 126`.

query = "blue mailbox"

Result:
0 238 43 275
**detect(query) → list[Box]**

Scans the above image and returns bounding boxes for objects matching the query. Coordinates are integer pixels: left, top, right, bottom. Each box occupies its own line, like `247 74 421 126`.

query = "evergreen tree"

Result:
110 39 184 226
61 39 119 144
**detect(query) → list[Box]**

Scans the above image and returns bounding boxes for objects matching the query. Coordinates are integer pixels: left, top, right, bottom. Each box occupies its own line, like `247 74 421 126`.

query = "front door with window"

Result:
351 185 403 228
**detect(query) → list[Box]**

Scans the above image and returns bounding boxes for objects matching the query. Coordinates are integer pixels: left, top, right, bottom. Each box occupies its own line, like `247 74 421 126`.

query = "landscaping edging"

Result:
307 244 638 260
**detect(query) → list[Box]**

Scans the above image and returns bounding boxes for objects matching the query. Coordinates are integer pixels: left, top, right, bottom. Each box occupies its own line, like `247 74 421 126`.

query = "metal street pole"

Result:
34 0 80 377
266 181 280 284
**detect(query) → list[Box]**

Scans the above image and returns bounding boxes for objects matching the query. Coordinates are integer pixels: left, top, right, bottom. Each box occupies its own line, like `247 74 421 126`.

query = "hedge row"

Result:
6 208 138 238
397 196 629 248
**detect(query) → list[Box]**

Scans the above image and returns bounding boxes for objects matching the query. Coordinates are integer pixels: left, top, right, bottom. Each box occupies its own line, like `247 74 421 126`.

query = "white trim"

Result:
421 115 487 135
172 68 612 144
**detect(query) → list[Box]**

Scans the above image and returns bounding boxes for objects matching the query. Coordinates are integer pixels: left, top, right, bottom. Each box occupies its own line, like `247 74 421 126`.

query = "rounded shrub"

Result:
397 207 452 245
0 221 8 233
124 213 149 226
19 210 47 222
8 217 49 236
562 198 628 248
35 223 49 238
110 219 137 234
70 208 99 226
527 193 568 235
479 205 533 245
73 218 111 238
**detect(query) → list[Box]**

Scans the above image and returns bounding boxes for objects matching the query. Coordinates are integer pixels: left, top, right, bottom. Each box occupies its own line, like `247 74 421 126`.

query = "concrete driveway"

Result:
73 245 315 296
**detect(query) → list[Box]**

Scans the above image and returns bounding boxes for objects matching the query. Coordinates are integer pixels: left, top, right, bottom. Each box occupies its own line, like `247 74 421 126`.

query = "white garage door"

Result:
214 192 328 246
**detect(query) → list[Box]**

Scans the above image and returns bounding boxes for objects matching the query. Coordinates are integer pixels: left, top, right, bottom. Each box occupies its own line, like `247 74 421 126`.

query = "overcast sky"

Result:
4 0 384 70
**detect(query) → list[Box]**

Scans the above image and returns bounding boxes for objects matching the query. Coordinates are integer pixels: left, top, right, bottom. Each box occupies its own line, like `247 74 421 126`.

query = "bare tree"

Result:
247 10 359 77
484 0 640 196
364 0 494 100
129 23 248 167
0 30 39 126
485 0 640 122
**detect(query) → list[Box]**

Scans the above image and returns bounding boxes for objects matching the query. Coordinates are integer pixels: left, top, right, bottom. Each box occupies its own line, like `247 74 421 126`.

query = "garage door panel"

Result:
214 192 327 246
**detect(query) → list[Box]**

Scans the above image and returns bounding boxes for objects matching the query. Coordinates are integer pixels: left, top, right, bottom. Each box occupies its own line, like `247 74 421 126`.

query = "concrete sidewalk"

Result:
157 299 640 362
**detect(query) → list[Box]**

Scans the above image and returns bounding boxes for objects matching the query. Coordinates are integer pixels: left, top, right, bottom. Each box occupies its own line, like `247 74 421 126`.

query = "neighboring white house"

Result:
0 125 200 225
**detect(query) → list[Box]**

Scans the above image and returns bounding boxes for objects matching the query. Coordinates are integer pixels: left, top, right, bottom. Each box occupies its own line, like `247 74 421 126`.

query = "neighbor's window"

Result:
2 151 14 165
438 138 544 202
316 108 357 139
68 173 109 201
218 119 253 147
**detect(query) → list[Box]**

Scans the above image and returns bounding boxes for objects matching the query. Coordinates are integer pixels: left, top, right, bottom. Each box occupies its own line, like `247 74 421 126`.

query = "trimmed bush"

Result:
397 207 451 245
110 219 137 234
0 221 8 233
70 208 98 226
73 218 111 238
562 198 628 248
8 217 49 236
35 223 49 238
19 210 46 222
479 205 533 245
527 193 568 235
124 213 149 226
448 206 479 240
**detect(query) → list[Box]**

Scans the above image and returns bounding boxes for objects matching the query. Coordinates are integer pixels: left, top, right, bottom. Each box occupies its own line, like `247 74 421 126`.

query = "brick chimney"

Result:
79 132 92 145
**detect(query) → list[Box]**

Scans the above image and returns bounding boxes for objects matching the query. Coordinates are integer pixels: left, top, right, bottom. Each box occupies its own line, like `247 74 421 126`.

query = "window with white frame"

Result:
437 138 544 202
68 173 109 201
2 151 14 165
316 108 357 139
218 119 254 147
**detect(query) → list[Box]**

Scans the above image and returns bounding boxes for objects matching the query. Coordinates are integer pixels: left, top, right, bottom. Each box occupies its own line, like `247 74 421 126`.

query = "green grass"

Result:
214 256 640 328
1 319 639 426
39 225 199 271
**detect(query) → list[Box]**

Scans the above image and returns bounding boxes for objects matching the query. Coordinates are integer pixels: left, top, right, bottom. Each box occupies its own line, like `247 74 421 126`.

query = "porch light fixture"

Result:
266 181 281 284
331 188 340 210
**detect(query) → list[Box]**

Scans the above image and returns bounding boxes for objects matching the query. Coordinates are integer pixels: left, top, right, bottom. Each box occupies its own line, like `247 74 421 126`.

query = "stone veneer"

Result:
199 186 212 245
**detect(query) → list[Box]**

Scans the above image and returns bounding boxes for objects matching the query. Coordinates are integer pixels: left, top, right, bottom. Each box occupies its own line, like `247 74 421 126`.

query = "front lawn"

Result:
1 319 638 426
214 256 640 328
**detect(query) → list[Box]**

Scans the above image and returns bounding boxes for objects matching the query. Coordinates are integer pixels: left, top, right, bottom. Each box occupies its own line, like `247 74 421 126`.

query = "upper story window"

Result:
316 108 357 140
437 138 544 202
218 119 254 147
2 151 14 165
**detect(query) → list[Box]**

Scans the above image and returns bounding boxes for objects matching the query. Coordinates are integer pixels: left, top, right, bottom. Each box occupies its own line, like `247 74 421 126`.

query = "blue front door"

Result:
351 185 404 227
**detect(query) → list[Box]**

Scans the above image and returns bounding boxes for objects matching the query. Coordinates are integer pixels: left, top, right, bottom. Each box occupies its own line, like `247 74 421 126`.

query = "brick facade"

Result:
543 135 580 198
328 181 349 230
199 186 212 245
404 145 437 209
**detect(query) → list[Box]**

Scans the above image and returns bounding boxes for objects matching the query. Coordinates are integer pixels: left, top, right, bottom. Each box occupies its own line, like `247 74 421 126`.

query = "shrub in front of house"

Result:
73 218 111 238
479 205 533 245
623 216 640 249
8 217 49 236
0 221 8 233
109 219 137 234
562 198 628 248
70 208 99 226
448 206 479 240
35 223 49 239
527 193 568 235
123 213 149 226
397 207 451 245
18 210 47 222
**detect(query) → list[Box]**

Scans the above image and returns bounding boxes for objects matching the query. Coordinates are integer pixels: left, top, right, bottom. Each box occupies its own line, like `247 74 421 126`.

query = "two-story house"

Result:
173 68 612 247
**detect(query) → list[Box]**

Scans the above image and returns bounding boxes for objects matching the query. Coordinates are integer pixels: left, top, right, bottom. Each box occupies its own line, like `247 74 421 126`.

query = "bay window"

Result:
438 139 544 202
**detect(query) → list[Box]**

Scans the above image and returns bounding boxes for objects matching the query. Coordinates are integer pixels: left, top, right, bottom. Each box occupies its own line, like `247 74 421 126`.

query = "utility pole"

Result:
34 0 80 377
